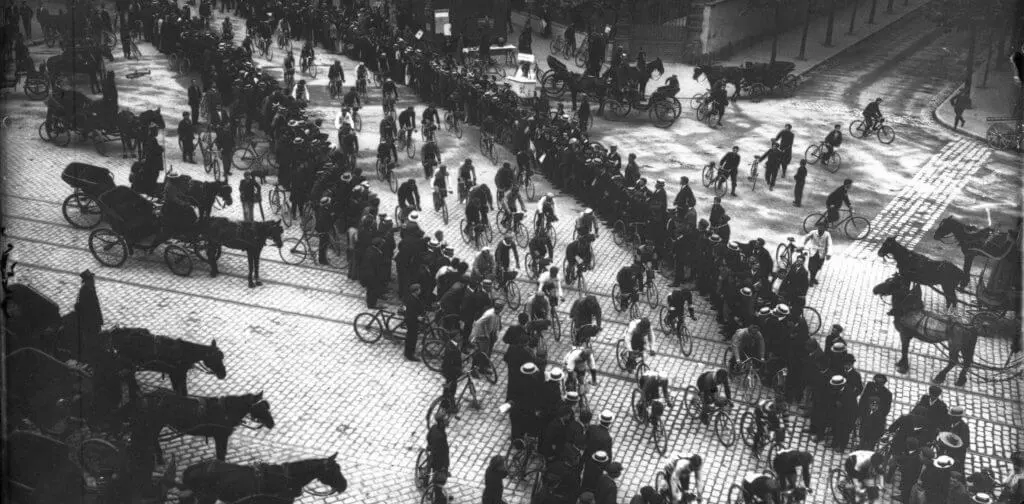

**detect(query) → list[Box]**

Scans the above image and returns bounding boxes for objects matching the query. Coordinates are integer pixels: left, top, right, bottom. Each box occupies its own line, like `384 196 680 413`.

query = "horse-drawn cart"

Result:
62 163 116 229
87 186 207 277
737 61 800 102
971 242 1022 322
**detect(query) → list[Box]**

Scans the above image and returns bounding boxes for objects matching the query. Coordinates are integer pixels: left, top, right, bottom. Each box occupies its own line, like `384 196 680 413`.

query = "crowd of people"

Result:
11 0 1023 503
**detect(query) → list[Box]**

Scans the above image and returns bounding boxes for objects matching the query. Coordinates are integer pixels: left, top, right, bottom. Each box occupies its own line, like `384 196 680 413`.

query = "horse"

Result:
186 178 234 219
204 219 284 288
178 454 348 504
130 388 274 464
878 236 966 309
932 215 1019 287
117 107 167 159
872 273 978 386
5 347 95 430
626 57 664 97
45 44 113 93
692 64 745 101
567 74 608 115
92 327 227 395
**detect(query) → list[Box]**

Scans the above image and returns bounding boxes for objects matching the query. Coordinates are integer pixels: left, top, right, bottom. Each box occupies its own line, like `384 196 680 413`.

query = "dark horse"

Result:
45 44 113 94
205 218 285 288
878 236 966 309
117 107 167 159
130 388 274 464
932 215 1020 287
568 74 609 114
627 57 665 97
186 178 234 220
873 273 978 386
692 64 745 101
93 327 227 395
178 454 348 504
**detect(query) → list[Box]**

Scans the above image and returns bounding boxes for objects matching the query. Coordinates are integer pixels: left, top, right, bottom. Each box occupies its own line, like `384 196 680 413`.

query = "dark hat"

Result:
929 385 943 396
606 462 623 477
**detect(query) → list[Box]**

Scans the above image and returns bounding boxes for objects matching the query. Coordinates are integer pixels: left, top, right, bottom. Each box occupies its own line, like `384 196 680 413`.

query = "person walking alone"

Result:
950 91 967 130
793 159 807 207
238 171 260 222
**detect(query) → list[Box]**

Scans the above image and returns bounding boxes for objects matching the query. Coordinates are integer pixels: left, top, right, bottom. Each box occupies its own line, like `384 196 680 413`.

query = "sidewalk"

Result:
934 62 1024 142
513 0 929 95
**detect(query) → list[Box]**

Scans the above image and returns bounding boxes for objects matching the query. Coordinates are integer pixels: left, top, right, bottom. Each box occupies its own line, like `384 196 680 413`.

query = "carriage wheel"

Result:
650 100 675 129
609 99 631 119
80 438 122 477
89 229 128 267
24 78 49 100
38 120 54 141
748 83 768 102
62 193 103 229
191 239 220 261
781 74 800 96
164 245 194 277
52 120 72 147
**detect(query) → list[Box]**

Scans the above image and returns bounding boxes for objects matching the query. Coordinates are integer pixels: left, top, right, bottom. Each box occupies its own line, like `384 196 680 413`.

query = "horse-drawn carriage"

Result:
693 60 800 102
87 185 210 277
62 163 116 229
40 89 126 155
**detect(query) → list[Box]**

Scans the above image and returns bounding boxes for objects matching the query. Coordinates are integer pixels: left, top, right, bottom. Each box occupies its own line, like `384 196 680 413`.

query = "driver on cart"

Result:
149 173 199 253
650 74 680 102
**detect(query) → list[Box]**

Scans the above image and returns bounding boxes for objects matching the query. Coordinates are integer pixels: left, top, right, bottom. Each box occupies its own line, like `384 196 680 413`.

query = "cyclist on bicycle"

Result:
380 114 398 143
662 453 704 504
739 471 782 504
538 265 563 309
635 239 658 284
283 49 296 83
397 179 421 221
494 161 516 202
752 399 786 456
399 106 417 144
382 76 398 103
564 346 598 390
824 178 853 225
627 317 655 370
862 98 883 133
494 233 520 285
730 324 765 370
516 149 534 180
772 448 813 493
422 104 441 128
575 208 600 239
432 165 449 210
457 159 477 202
823 124 842 163
427 411 450 480
843 450 886 503
328 60 345 93
300 40 315 71
615 260 643 311
468 183 494 227
638 370 672 415
534 192 558 237
292 79 310 105
377 140 398 169
343 86 361 109
570 294 602 345
500 185 527 230
665 288 697 329
422 117 438 142
564 233 594 284
695 369 731 424
356 62 368 88
528 232 554 276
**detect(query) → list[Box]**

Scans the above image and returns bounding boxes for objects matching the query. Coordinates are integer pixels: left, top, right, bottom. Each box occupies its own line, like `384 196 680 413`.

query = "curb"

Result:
794 0 932 79
930 83 992 143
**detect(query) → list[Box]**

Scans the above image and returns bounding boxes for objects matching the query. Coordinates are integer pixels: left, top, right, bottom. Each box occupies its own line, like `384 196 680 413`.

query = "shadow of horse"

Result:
130 388 274 464
878 236 966 309
873 273 977 386
178 454 347 504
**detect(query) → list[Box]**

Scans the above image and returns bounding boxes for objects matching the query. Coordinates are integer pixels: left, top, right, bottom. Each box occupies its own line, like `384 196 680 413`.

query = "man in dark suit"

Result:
402 284 425 361
188 80 203 125
177 112 195 163
362 238 387 308
583 410 614 463
773 123 795 178
595 461 622 504
674 176 696 212
912 385 949 428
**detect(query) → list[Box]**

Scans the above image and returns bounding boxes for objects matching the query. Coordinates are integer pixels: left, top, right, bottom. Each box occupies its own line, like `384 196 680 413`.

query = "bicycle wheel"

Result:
407 138 416 159
653 417 668 454
714 411 736 447
387 169 397 193
611 285 624 313
878 125 895 144
88 229 128 267
803 306 822 336
549 37 563 55
615 339 629 371
684 386 701 420
802 213 825 234
824 151 842 173
829 468 849 503
459 219 471 244
164 245 193 277
714 177 729 197
503 281 521 311
415 448 431 489
701 164 714 188
844 215 871 239
690 93 706 110
739 410 757 448
644 280 659 307
278 238 307 264
232 145 257 171
353 312 384 343
849 120 866 138
612 220 626 246
630 388 646 423
426 395 453 429
419 330 444 372
804 144 820 164
678 323 693 357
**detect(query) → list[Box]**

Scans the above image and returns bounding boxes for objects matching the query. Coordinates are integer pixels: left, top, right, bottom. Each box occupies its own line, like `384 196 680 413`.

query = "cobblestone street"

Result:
1 2 1021 503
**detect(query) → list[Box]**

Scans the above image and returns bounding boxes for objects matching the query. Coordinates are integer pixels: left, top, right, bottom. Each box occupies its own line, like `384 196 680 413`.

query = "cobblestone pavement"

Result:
1 4 1021 503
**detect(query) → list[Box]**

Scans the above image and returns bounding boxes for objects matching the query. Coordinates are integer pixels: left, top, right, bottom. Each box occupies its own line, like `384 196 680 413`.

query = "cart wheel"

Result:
52 121 71 147
80 438 121 476
748 83 767 102
62 193 103 229
164 245 193 276
192 239 221 261
279 238 308 264
89 229 128 267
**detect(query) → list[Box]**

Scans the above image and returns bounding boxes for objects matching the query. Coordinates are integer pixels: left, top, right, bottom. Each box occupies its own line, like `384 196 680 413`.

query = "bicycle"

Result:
356 75 367 97
460 218 493 249
497 210 530 248
382 95 397 119
278 226 347 267
353 306 429 345
343 107 363 132
256 36 273 60
562 256 590 295
479 131 496 160
683 385 736 447
723 351 764 391
416 452 449 504
614 340 649 379
804 142 842 173
748 157 761 191
204 154 222 181
827 467 860 504
399 126 417 159
394 204 419 227
631 394 670 454
300 56 317 77
612 220 645 249
849 117 895 144
696 100 721 127
611 285 643 318
690 92 709 110
329 78 343 98
657 306 693 356
568 321 598 348
534 217 558 247
517 168 537 201
739 408 786 461
232 139 276 173
563 370 592 412
495 270 522 311
267 183 293 227
701 162 730 197
433 188 450 224
801 208 871 239
276 27 292 51
774 237 804 272
504 434 545 482
443 110 463 139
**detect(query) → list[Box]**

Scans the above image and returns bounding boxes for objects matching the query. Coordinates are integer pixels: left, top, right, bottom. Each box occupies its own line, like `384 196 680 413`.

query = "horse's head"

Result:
648 58 664 80
877 236 898 258
264 220 285 248
203 339 227 379
933 215 956 241
246 392 275 428
873 273 907 297
142 107 166 130
216 181 233 206
315 453 347 494
692 65 704 81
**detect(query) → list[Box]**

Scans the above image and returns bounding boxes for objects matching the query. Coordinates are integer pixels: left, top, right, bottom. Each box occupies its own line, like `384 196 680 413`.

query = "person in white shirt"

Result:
534 192 557 237
802 221 832 286
537 265 563 308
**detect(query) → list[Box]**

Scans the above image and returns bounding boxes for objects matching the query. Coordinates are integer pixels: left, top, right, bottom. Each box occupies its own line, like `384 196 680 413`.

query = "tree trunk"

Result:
770 3 782 63
798 3 813 59
847 0 860 35
868 0 878 23
886 0 894 14
994 16 1009 69
962 22 978 103
824 0 837 46
981 25 996 87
